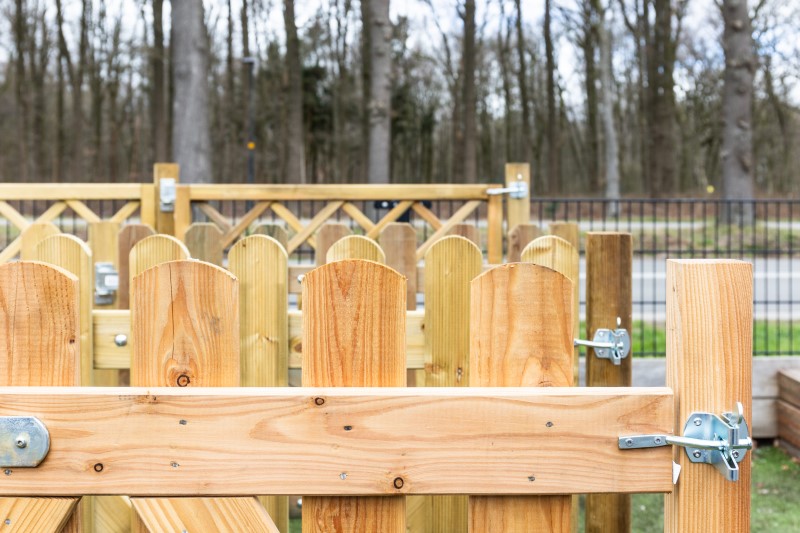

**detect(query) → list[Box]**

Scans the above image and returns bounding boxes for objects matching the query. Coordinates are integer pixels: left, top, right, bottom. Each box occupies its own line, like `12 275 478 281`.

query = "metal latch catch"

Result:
160 178 177 212
0 417 50 467
619 402 752 482
95 262 120 306
574 318 630 365
487 180 528 199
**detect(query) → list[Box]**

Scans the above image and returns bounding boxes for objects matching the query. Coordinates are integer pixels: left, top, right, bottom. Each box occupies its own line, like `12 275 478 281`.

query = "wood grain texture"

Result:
20 222 60 260
665 260 752 533
416 201 482 261
779 369 800 408
35 235 94 387
228 235 290 531
117 224 156 309
505 163 531 233
507 224 542 263
487 194 502 264
253 223 289 251
315 223 351 266
154 163 179 236
0 261 83 531
0 387 672 496
548 222 580 251
132 497 278 532
469 263 574 533
446 223 480 248
326 235 385 264
302 260 406 532
131 260 239 388
380 223 417 311
93 496 131 533
128 234 190 302
778 400 800 456
184 222 224 265
89 221 124 388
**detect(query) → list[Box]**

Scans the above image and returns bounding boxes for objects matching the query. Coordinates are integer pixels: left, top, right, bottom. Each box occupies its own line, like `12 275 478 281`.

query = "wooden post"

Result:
487 193 502 264
469 263 573 533
584 232 633 533
153 163 179 235
380 223 417 311
229 235 290 532
20 222 60 260
302 260 406 532
89 221 124 388
505 163 531 238
665 260 752 533
185 222 224 265
315 223 351 266
447 223 480 248
174 185 192 241
549 222 580 252
130 260 277 531
326 235 385 263
117 224 156 309
507 224 542 262
0 262 83 532
139 184 157 228
253 223 289 251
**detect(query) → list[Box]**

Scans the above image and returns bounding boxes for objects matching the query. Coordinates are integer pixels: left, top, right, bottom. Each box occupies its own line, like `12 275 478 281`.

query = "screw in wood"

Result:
314 397 325 406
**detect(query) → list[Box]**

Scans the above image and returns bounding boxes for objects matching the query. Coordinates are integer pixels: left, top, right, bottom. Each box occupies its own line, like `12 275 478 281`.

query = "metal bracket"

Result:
487 180 528 199
160 178 176 212
0 417 50 468
619 402 752 482
574 318 630 365
95 262 120 306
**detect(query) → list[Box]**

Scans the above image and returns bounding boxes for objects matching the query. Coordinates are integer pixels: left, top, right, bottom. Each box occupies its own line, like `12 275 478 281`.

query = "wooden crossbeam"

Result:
197 202 234 233
269 203 316 249
0 184 143 200
221 201 272 248
0 200 31 230
187 184 496 201
65 200 101 224
110 201 141 224
0 387 673 496
0 202 68 263
365 200 415 239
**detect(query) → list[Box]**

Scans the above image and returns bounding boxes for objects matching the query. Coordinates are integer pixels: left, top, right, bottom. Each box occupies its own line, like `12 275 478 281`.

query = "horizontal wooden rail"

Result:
0 184 145 200
0 387 672 496
186 184 499 201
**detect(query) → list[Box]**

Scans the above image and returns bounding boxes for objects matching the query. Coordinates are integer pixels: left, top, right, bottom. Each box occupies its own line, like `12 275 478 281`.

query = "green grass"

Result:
289 447 800 531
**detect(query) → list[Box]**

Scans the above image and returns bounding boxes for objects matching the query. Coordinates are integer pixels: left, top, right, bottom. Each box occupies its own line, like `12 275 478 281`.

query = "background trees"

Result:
0 0 797 196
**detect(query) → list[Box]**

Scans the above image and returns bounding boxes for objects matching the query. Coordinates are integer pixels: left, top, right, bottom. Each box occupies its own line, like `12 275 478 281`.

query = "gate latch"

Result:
95 262 120 306
487 180 528 199
574 318 630 365
619 402 752 482
0 417 50 468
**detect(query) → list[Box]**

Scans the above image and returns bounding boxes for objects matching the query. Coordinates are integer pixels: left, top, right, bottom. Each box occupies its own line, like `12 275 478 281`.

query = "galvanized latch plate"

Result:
0 417 50 467
487 180 528 199
619 402 752 482
574 318 630 365
160 178 176 212
95 262 120 306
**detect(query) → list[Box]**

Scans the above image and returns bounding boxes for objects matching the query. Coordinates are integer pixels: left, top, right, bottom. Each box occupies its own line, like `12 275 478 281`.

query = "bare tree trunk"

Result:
720 0 754 223
545 0 560 193
461 0 477 183
599 8 619 205
152 0 168 162
649 0 677 196
582 0 600 193
171 0 212 183
366 0 392 184
14 0 30 181
515 0 534 168
283 0 306 183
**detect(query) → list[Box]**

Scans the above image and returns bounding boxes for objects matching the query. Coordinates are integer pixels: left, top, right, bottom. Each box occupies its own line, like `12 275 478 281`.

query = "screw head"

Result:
732 451 740 459
692 451 702 459
528 475 536 482
546 421 554 428
625 438 634 447
114 334 128 347
693 418 702 426
3 470 10 476
339 472 347 480
14 436 26 449
654 437 663 445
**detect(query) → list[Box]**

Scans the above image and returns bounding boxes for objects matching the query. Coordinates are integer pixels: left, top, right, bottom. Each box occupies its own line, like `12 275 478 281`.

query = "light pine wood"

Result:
139 184 157 229
253 223 289 251
487 194 503 264
110 202 142 224
0 261 83 531
117 224 156 309
197 203 234 233
184 222 224 265
94 496 131 533
221 201 272 248
0 200 32 229
326 235 385 264
341 202 376 233
174 185 192 240
66 200 101 223
35 235 94 387
20 222 60 260
365 201 415 239
507 224 542 263
187 183 497 201
89 221 124 387
549 222 580 251
128 234 190 293
0 387 672 496
153 163 179 235
92 310 130 370
665 260 752 533
286 201 345 253
504 163 531 233
584 233 633 533
269 203 313 251
132 498 278 532
446 223 480 248
228 235 290 532
410 202 443 230
0 183 142 200
314 223 351 266
522 236 580 383
416 201 482 260
380 223 417 311
469 263 574 533
131 260 239 388
0 203 69 263
0 498 79 533
302 260 407 532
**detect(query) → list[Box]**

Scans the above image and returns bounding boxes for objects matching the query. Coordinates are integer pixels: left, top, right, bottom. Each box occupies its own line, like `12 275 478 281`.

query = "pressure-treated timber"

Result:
470 263 575 532
416 201 482 260
0 387 673 496
314 223 351 266
117 224 156 309
20 222 60 260
153 163 179 235
187 184 497 201
549 222 580 251
229 235 290 531
128 234 190 287
302 260 406 532
253 223 289 251
380 223 417 311
89 221 123 390
132 498 278 533
584 232 633 533
665 260 752 533
0 183 143 200
286 201 345 254
0 261 83 531
326 235 385 264
184 222 224 265
507 224 542 263
446 223 480 247
504 163 531 234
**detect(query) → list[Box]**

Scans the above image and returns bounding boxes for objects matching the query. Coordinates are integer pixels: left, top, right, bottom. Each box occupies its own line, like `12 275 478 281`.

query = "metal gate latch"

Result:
574 318 630 365
486 180 528 199
618 402 752 482
0 417 50 467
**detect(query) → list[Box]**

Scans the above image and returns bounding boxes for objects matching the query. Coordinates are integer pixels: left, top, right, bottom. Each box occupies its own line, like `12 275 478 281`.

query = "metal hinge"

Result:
95 262 120 306
487 180 528 199
574 318 631 365
0 417 50 468
619 402 752 482
160 178 177 212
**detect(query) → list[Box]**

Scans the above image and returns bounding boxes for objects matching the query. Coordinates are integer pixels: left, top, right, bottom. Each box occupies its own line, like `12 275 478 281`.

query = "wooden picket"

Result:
380 223 417 311
326 234 385 263
117 224 156 309
314 223 351 265
184 222 224 265
253 223 289 251
507 223 542 262
128 234 190 284
20 222 60 260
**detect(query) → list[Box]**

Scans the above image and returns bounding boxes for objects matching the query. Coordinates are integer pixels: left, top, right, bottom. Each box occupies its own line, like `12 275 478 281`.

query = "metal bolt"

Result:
4 519 10 525
343 426 352 431
339 473 347 480
654 437 663 445
94 463 104 472
179 419 187 425
546 421 554 428
3 470 10 476
393 477 404 489
114 334 128 347
693 418 702 426
693 451 702 459
171 462 180 468
14 436 26 449
732 451 740 459
314 397 325 406
528 475 536 482
625 438 634 447
176 374 190 387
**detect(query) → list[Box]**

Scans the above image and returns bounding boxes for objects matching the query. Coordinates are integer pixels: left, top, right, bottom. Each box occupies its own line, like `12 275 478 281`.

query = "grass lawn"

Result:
288 446 800 532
